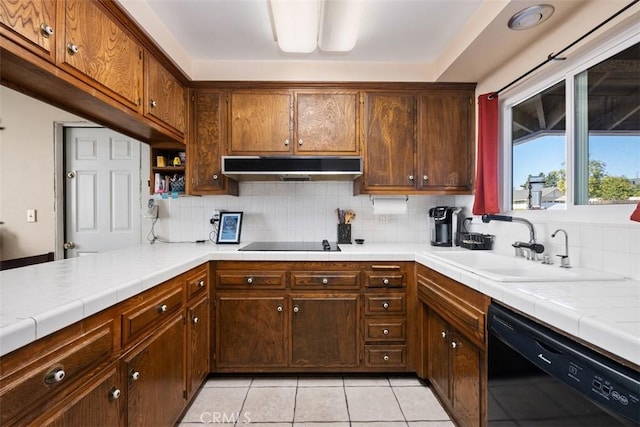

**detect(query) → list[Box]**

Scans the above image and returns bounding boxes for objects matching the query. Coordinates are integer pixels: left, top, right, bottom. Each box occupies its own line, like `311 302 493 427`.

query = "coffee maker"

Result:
428 206 463 246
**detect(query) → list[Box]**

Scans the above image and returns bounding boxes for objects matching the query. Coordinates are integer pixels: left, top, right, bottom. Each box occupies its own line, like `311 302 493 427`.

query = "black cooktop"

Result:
239 240 341 252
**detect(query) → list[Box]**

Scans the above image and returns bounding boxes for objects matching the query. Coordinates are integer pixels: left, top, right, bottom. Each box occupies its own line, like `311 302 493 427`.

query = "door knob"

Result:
66 171 75 179
63 241 76 250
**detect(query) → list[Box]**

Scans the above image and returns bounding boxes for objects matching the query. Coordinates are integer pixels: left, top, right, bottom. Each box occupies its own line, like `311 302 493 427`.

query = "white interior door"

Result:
64 127 141 257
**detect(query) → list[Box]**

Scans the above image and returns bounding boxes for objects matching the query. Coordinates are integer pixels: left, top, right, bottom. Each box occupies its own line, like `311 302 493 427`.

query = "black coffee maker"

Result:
428 206 463 246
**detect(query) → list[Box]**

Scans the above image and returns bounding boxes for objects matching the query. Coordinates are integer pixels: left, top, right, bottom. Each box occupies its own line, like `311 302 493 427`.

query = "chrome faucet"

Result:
551 228 571 268
481 214 545 260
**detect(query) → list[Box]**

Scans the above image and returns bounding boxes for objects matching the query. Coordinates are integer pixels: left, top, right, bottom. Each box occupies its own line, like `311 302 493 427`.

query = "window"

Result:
508 39 639 211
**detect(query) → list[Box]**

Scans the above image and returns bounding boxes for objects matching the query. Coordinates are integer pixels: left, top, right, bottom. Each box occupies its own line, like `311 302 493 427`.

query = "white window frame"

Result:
499 23 640 224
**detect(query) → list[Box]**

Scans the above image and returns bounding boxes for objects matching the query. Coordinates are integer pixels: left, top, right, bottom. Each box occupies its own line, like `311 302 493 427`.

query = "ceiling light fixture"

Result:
508 4 554 31
270 0 364 53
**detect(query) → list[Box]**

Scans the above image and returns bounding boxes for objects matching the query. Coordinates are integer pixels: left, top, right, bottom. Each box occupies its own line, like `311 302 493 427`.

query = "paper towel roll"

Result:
372 198 407 215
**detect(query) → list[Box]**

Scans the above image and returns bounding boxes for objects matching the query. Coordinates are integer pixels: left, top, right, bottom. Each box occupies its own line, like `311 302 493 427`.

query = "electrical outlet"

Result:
210 210 221 224
378 214 391 224
27 209 37 223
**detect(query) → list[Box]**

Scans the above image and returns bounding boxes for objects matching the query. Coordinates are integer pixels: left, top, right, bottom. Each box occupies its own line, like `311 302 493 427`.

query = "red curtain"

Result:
631 202 640 222
472 93 500 215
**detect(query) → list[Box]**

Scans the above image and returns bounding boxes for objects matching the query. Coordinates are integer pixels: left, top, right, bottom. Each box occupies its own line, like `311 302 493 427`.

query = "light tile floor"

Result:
178 375 454 426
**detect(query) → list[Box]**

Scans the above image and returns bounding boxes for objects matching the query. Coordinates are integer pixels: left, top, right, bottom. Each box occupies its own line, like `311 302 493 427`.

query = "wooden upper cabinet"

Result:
189 89 238 195
361 92 416 192
0 0 56 61
60 0 143 111
295 91 359 154
229 91 293 154
145 53 187 135
418 92 474 192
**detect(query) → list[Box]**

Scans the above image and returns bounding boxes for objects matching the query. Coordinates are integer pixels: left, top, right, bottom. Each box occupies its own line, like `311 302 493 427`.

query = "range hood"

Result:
222 156 362 181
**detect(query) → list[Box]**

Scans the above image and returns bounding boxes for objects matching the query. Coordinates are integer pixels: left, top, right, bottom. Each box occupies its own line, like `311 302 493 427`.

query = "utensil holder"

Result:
337 224 351 244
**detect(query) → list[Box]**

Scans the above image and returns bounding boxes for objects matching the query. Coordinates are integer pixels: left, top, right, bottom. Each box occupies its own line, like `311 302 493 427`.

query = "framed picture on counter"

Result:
216 212 243 244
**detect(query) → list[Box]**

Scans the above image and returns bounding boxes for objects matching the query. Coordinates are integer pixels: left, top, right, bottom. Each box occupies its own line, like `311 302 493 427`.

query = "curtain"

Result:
631 202 640 222
472 93 500 215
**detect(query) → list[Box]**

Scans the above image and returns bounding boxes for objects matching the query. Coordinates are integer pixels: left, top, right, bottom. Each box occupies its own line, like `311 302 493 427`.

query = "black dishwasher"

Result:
488 303 640 426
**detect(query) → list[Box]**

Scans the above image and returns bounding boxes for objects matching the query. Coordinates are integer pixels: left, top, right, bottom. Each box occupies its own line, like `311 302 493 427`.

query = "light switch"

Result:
27 209 37 223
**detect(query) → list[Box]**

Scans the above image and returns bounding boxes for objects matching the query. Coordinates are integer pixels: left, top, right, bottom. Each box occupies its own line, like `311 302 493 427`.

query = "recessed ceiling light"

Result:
508 4 555 31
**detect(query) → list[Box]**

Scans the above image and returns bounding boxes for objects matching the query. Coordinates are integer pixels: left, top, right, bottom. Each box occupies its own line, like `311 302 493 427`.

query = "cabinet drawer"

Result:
122 286 183 346
364 319 406 342
291 271 359 290
364 271 405 288
216 271 287 289
364 294 406 315
0 321 114 425
186 264 208 300
364 345 406 367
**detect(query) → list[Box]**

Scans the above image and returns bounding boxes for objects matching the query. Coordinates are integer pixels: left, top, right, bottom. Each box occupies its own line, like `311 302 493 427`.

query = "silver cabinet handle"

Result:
67 42 79 55
382 302 390 309
40 24 54 37
408 175 414 181
130 370 140 381
383 329 389 335
441 331 446 339
198 280 205 288
246 277 253 284
45 368 65 384
109 388 121 400
382 278 390 285
150 100 157 108
451 341 458 349
277 305 283 312
212 174 219 181
293 305 299 313
192 316 199 324
157 304 168 313
298 139 303 146
383 355 390 361
284 139 289 146
423 174 429 181
322 278 329 285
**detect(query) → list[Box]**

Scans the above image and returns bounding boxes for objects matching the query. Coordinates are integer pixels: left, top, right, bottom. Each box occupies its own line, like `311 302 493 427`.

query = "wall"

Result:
0 87 82 261
148 183 454 245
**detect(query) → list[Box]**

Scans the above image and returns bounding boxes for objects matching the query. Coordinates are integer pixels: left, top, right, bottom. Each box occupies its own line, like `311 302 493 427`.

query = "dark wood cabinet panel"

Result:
216 295 288 368
451 331 482 427
0 0 56 61
187 296 210 400
60 0 143 111
418 93 474 192
361 92 416 191
290 295 359 368
295 91 359 154
124 313 185 427
189 89 238 195
145 53 186 135
428 310 451 404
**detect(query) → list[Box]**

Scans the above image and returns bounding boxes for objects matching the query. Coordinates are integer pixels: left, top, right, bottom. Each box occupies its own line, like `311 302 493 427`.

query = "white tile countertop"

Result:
1 242 638 367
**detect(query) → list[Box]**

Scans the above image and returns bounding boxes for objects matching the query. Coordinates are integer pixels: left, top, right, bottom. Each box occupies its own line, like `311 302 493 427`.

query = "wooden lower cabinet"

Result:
124 312 186 426
290 295 359 368
216 295 288 369
187 295 210 400
32 363 124 427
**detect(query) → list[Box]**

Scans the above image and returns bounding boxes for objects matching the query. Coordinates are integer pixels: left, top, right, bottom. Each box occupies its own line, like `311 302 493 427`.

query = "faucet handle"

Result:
557 255 571 268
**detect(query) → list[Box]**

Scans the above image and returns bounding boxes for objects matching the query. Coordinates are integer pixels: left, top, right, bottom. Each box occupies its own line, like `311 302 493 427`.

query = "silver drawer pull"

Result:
451 341 458 349
192 316 199 324
382 278 390 285
212 174 219 181
150 99 157 108
277 305 283 312
383 355 390 361
246 277 254 284
130 370 140 381
383 329 389 335
441 331 446 339
382 302 390 309
67 42 79 55
198 280 205 287
40 24 54 37
284 139 289 146
109 388 121 400
157 304 168 313
322 278 329 285
293 305 299 313
45 368 65 384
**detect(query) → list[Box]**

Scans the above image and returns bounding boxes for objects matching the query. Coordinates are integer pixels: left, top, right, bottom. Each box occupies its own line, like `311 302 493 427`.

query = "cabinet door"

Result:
427 310 451 405
35 364 123 427
295 92 359 154
451 331 482 427
125 314 185 427
229 91 292 154
145 53 186 135
0 0 56 61
362 93 416 191
216 295 287 368
61 0 143 110
418 93 473 192
187 296 210 400
290 295 359 368
190 89 229 194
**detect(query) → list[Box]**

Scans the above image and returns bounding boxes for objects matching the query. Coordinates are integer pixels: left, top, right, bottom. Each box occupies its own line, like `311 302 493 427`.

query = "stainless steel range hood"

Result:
222 156 363 181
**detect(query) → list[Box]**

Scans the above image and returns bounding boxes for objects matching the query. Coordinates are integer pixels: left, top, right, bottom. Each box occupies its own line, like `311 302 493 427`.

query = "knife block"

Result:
337 224 351 244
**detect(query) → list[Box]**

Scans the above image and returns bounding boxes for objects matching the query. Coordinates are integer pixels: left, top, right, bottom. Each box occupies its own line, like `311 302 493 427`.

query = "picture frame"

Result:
216 212 243 244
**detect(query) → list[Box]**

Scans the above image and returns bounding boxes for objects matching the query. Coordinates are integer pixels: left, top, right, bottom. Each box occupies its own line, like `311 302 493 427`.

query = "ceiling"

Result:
116 0 629 82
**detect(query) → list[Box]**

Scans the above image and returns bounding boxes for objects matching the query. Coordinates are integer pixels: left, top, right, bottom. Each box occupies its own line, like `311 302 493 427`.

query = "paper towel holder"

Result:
369 195 408 206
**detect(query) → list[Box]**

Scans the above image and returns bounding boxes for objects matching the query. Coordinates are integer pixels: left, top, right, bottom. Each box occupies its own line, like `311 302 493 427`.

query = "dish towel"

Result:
631 202 640 222
472 93 500 215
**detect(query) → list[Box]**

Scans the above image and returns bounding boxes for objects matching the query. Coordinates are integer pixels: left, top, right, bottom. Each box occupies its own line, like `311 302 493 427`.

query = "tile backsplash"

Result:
145 184 639 280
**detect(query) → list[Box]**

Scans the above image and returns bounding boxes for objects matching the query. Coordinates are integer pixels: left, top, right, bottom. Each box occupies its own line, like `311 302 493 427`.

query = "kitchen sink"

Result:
427 250 624 282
